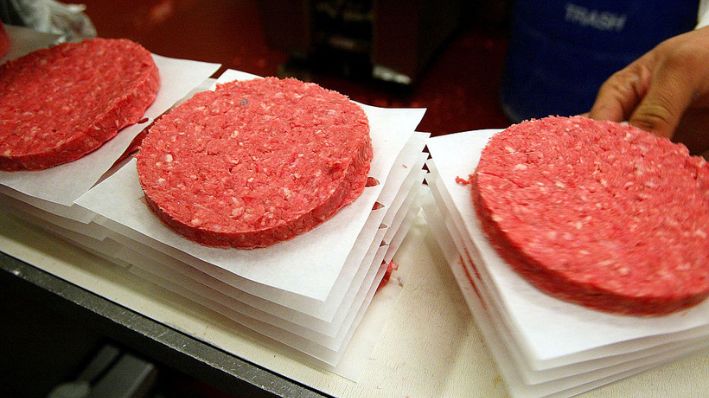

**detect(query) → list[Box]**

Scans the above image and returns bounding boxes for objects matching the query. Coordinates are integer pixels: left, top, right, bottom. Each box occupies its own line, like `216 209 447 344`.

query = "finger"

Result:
628 59 697 138
673 107 709 155
589 62 652 122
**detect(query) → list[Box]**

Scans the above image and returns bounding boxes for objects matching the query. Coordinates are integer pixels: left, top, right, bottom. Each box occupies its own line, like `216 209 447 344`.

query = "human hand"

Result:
589 26 709 156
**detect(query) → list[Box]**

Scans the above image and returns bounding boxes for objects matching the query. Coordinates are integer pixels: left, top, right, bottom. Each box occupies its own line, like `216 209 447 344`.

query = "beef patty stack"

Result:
424 116 709 398
71 71 426 367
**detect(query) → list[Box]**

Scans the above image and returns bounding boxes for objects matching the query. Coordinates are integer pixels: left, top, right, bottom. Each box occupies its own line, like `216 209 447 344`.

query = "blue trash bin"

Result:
501 0 697 122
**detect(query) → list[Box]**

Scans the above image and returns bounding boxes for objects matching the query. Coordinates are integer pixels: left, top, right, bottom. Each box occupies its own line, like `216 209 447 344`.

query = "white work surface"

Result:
1 210 707 397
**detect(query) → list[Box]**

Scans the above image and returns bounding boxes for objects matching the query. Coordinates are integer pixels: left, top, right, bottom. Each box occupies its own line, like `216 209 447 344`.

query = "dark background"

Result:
69 0 513 136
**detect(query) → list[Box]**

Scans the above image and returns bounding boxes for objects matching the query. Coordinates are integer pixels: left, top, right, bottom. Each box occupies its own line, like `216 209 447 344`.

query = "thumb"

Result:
629 61 695 138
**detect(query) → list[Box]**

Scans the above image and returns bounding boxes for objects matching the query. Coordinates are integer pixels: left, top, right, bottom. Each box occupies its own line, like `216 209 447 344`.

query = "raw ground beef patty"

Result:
0 38 159 170
137 77 373 249
472 116 709 315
